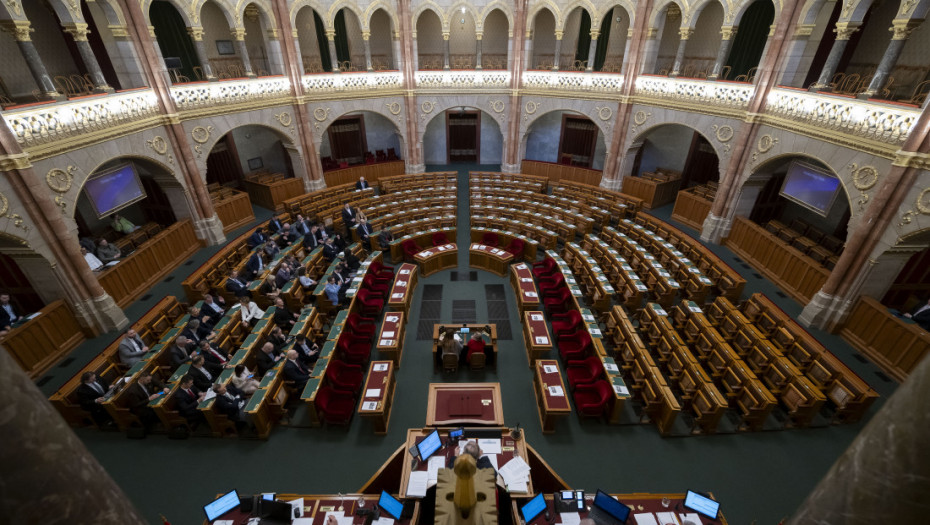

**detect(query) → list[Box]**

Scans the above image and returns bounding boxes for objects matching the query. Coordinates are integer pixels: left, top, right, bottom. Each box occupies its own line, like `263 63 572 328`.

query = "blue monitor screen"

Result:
594 490 631 523
779 161 840 217
203 490 240 521
684 490 720 519
416 429 442 461
521 493 547 523
379 490 404 520
83 162 146 219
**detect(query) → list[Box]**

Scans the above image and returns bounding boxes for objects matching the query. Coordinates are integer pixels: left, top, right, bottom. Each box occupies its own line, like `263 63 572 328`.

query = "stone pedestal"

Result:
798 291 854 331
406 162 426 174
501 162 521 173
193 216 227 246
306 177 326 192
600 177 622 191
700 212 732 244
79 294 130 333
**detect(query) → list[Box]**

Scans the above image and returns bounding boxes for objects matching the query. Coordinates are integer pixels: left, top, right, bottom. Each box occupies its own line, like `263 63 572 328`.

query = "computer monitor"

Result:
416 429 442 461
520 493 547 524
449 427 464 441
379 490 405 521
261 492 276 501
593 490 631 524
259 499 295 521
203 490 240 521
684 490 720 519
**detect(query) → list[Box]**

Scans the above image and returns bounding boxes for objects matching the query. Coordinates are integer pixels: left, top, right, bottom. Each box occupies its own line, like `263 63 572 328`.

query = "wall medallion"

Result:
420 101 435 114
312 107 330 122
524 101 538 115
713 124 734 143
489 100 505 113
274 112 293 127
191 125 213 156
633 111 650 125
146 135 168 155
385 102 402 115
596 106 613 121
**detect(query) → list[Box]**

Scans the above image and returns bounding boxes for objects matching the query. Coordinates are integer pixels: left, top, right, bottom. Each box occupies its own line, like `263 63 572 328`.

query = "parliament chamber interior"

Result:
1 0 929 523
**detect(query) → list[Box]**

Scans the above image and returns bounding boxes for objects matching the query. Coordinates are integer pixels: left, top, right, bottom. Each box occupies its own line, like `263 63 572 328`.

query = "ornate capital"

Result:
679 27 694 40
644 27 658 39
187 27 205 41
109 25 129 38
720 26 737 40
891 20 921 40
325 30 335 41
148 25 157 38
442 32 450 41
362 31 370 41
628 28 635 39
795 24 815 37
62 23 91 42
292 29 299 39
266 28 280 40
833 22 861 41
231 27 247 41
0 20 33 42
589 30 599 40
769 24 777 37
554 31 563 40
476 32 483 41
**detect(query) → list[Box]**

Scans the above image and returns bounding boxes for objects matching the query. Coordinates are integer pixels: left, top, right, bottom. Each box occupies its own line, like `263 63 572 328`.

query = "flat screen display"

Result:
593 490 631 524
778 161 840 217
83 162 146 219
379 490 404 520
520 493 547 523
416 429 442 461
203 489 239 521
684 490 720 519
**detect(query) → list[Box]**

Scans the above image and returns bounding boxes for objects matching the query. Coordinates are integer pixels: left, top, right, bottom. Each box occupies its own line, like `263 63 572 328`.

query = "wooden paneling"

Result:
724 217 828 304
322 161 406 187
840 296 930 382
211 189 254 233
242 177 304 212
521 159 603 186
1 300 87 378
621 176 682 209
98 220 201 308
671 189 713 231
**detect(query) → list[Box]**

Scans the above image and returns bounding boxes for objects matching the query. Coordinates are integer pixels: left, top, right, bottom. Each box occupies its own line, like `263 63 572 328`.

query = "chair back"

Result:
469 351 486 370
432 232 448 246
442 352 459 373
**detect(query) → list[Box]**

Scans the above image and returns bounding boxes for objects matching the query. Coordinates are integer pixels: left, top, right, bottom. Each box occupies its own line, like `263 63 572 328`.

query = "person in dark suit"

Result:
124 371 166 430
272 297 298 330
188 355 216 391
245 251 265 281
341 203 358 237
274 263 292 289
267 325 288 352
168 336 195 369
294 334 320 366
283 349 310 391
201 294 225 325
267 216 283 233
378 229 394 251
904 297 930 331
356 218 373 244
0 293 21 334
225 270 250 297
248 228 267 248
256 342 282 376
174 375 205 425
278 223 297 247
447 441 496 473
181 319 209 346
76 372 114 427
304 225 321 250
118 328 149 367
322 237 339 261
198 339 230 375
293 215 311 236
262 238 280 259
212 383 247 424
355 177 369 190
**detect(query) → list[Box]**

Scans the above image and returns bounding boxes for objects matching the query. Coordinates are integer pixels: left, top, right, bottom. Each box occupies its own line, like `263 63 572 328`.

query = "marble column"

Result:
670 27 693 77
106 25 147 88
411 33 419 70
810 22 859 90
789 352 930 524
860 21 920 99
393 31 402 70
639 27 660 74
232 28 256 77
586 30 599 71
442 32 451 70
0 349 146 522
265 29 285 75
326 31 339 72
620 28 635 76
292 30 305 74
1 21 62 98
523 30 534 69
708 26 737 80
475 32 483 70
62 23 113 92
552 31 563 70
362 31 373 71
187 27 217 80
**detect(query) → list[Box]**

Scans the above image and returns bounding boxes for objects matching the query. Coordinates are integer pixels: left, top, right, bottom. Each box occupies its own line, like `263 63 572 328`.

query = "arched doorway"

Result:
423 108 503 165
880 230 930 309
416 9 443 70
294 5 331 73
149 0 203 82
625 124 720 188
595 4 631 72
523 110 607 169
320 111 404 169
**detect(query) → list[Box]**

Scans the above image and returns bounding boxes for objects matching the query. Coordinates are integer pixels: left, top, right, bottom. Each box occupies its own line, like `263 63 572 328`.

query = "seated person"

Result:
124 371 166 430
283 349 310 391
188 355 216 392
903 297 930 331
267 325 288 352
79 236 96 253
95 239 121 263
343 250 361 272
438 328 464 365
293 215 311 236
278 223 297 247
274 262 292 289
322 237 339 262
168 335 195 368
231 364 261 395
238 296 265 326
261 275 280 300
81 246 104 271
225 270 250 297
303 225 322 250
293 334 320 366
198 339 231 375
174 375 206 425
296 267 317 290
355 176 369 190
262 238 280 259
213 382 247 424
181 319 212 345
200 294 225 325
206 289 227 309
75 371 115 427
378 229 394 251
447 441 497 473
356 218 374 244
267 216 283 234
248 227 267 249
244 251 265 281
467 331 489 363
118 328 149 367
111 213 139 234
0 292 22 335
272 297 299 330
255 342 283 376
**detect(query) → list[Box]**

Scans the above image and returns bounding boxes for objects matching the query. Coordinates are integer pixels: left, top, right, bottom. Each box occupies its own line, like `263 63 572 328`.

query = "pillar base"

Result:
700 213 732 244
92 85 115 94
798 291 854 331
193 216 226 246
306 178 326 192
405 162 425 174
856 91 875 100
46 91 67 102
501 162 521 173
707 74 719 81
669 72 679 78
600 177 622 191
808 84 829 92
73 294 129 335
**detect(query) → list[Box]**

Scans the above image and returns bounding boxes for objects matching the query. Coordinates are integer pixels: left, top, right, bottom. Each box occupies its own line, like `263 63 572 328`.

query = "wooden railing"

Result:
0 300 88 378
211 187 254 234
724 216 829 304
840 296 930 382
621 175 682 209
671 188 714 231
322 160 405 187
242 176 304 212
98 220 201 308
521 160 602 186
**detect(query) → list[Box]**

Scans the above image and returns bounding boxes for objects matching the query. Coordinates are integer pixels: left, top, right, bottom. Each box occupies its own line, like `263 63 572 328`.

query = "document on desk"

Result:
373 363 389 372
362 401 378 411
373 517 395 525
324 513 355 525
366 389 381 398
678 513 702 524
386 316 400 323
291 520 315 525
427 456 446 484
406 471 429 497
478 438 502 455
382 331 395 338
633 513 660 525
481 453 499 471
543 364 558 374
499 456 531 488
559 513 581 525
655 512 681 524
530 314 544 321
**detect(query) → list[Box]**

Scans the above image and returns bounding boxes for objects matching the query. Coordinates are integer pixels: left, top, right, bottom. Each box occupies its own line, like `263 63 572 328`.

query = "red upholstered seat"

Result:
551 310 582 337
558 329 592 361
543 287 573 315
432 232 449 246
539 273 566 296
401 239 419 262
532 258 558 280
315 386 356 425
362 274 390 299
345 312 376 338
506 238 525 260
566 356 604 390
370 260 395 280
481 232 499 247
356 288 384 317
326 360 364 392
337 335 371 365
572 380 613 418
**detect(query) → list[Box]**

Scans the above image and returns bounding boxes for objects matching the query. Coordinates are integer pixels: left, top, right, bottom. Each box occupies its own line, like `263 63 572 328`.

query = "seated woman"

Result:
438 327 464 365
260 275 280 300
231 364 261 395
238 296 265 326
267 325 288 352
296 267 317 290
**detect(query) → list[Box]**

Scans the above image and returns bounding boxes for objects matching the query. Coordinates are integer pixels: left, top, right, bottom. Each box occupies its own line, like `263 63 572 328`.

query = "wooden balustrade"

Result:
840 296 930 382
1 300 88 378
211 187 254 233
671 188 714 231
322 160 405 187
622 175 682 209
98 220 201 308
521 160 602 186
242 176 304 213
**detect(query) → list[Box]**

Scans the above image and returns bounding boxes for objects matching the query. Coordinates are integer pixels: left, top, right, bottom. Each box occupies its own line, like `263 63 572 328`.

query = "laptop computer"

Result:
587 490 631 525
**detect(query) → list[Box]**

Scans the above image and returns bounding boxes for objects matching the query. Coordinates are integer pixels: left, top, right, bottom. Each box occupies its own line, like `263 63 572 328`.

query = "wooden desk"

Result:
377 312 405 367
470 228 540 261
242 176 304 213
432 324 498 368
622 174 681 209
414 243 457 277
522 311 552 367
203 493 420 525
426 383 504 426
511 262 541 313
508 493 729 525
534 360 571 433
387 263 418 316
840 295 930 383
358 361 395 434
210 187 254 233
469 242 514 276
2 300 88 378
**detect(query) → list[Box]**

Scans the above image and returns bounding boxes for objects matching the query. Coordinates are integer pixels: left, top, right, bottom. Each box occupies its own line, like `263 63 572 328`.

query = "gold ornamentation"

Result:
146 136 168 155
849 164 878 191
795 24 815 37
900 0 919 17
274 112 293 127
191 125 213 156
46 166 75 193
720 26 737 40
524 101 538 114
187 27 204 41
678 28 694 40
596 106 613 121
633 111 650 125
231 27 247 41
899 210 915 226
752 134 778 164
0 192 29 233
1 20 32 41
917 187 930 215
62 23 90 42
891 20 920 40
0 191 8 217
421 101 435 114
489 100 505 113
386 102 402 115
834 23 860 41
5 1 22 16
110 26 130 38
714 125 734 142
313 107 330 121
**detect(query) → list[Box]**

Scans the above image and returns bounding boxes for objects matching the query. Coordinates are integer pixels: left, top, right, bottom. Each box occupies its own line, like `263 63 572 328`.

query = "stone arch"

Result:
416 96 510 145
447 1 482 30
519 108 610 170
730 0 780 25
198 0 238 28
560 0 599 29
144 0 197 26
419 105 505 165
598 2 636 28
45 0 87 24
306 98 407 155
235 0 277 29
480 3 514 33
797 0 829 26
86 0 129 26
190 117 303 182
412 2 447 31
326 0 365 28
648 0 687 28
528 3 561 29
363 1 398 32
288 0 327 26
685 0 727 27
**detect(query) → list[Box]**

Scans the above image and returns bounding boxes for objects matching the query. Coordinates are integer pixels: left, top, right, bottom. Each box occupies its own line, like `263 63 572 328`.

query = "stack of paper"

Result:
499 456 531 492
478 438 502 455
427 456 446 484
406 471 428 497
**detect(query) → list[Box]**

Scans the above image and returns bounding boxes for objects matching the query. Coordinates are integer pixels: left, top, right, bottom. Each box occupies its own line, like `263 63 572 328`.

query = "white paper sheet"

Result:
548 385 564 397
678 513 702 525
531 314 544 321
543 364 557 374
366 389 381 398
373 518 395 525
655 511 681 524
633 513 660 525
613 385 630 395
406 471 428 497
427 456 446 484
373 363 389 372
382 331 395 338
535 336 549 345
379 339 394 346
362 401 378 411
386 316 400 322
324 512 355 525
604 363 619 373
478 438 502 455
391 293 404 299
399 269 410 275
559 513 581 525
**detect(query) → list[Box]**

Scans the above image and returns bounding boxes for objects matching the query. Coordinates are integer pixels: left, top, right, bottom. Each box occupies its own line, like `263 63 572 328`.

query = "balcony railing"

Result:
171 76 291 111
2 88 160 148
634 75 755 108
302 71 403 93
415 70 511 90
766 88 919 145
522 70 625 93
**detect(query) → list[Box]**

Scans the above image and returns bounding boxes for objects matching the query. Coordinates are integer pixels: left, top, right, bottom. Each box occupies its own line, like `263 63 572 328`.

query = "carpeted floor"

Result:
41 163 897 525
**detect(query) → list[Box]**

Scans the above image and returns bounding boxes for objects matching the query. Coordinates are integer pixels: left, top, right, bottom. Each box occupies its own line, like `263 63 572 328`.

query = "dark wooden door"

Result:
447 111 480 162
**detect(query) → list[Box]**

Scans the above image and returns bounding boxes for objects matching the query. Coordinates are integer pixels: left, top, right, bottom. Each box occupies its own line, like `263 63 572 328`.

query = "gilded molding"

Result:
833 22 861 41
62 23 90 42
848 163 879 211
46 166 77 212
109 25 130 38
0 192 29 235
795 24 815 37
187 27 204 41
4 0 22 16
0 20 33 41
190 125 213 156
0 152 32 171
892 151 930 169
145 136 174 165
